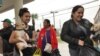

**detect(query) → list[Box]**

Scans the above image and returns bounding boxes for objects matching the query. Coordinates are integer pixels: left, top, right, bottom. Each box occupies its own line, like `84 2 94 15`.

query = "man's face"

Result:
3 22 9 28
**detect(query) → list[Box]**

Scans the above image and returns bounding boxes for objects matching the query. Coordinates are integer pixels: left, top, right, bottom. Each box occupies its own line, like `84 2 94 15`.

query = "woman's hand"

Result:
78 40 84 46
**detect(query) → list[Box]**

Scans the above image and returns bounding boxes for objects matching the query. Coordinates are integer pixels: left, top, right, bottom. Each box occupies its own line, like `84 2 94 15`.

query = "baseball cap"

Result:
2 19 12 24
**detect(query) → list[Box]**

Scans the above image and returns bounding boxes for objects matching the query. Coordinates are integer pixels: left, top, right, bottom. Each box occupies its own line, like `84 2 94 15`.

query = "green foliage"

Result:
32 14 38 19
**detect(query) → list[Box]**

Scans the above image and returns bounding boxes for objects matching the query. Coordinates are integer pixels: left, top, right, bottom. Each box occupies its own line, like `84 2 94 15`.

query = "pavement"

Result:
58 40 70 56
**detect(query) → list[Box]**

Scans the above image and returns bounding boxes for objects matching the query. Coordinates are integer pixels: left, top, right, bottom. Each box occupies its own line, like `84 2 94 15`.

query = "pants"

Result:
42 51 51 56
22 47 36 56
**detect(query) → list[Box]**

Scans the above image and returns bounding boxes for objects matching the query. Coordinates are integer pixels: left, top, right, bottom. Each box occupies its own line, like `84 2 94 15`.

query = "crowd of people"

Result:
0 5 100 56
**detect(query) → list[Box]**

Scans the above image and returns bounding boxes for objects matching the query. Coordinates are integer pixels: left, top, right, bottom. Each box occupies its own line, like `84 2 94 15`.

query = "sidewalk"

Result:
58 41 70 56
0 54 3 56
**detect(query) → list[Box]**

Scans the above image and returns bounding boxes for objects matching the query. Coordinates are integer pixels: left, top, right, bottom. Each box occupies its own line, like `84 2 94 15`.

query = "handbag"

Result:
44 33 52 53
33 48 41 56
79 46 97 56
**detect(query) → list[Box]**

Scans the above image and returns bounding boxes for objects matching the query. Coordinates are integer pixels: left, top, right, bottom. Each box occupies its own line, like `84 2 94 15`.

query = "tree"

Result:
31 13 38 30
32 14 38 19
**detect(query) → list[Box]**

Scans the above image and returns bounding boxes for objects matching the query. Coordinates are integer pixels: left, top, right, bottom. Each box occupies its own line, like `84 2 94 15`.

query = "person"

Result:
60 5 96 56
9 8 36 56
0 19 14 56
0 36 3 54
37 19 58 56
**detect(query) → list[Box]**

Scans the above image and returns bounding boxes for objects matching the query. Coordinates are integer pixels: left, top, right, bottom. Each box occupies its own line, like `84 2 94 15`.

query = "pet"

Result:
13 21 29 56
91 23 100 52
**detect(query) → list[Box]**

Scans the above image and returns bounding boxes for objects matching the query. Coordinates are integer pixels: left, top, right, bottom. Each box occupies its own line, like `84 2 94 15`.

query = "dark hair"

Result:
44 19 51 26
19 8 30 17
71 5 84 18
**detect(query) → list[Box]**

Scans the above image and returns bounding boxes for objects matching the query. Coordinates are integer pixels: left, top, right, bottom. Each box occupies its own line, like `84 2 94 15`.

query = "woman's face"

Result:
43 20 49 28
72 8 84 21
21 12 31 25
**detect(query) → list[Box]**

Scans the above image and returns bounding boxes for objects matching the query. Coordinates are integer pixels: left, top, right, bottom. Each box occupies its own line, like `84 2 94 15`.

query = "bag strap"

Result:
77 23 87 36
45 28 50 43
45 32 48 43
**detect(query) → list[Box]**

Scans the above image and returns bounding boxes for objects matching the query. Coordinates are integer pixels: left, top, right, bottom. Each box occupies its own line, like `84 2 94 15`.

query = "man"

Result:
0 19 14 56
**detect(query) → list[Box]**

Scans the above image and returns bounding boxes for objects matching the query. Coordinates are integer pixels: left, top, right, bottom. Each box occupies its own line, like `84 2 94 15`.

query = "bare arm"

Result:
24 33 30 41
9 31 22 44
32 31 37 41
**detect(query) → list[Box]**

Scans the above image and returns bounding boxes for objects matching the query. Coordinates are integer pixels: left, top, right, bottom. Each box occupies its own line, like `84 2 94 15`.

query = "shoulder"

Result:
82 18 93 24
82 18 91 23
63 19 72 26
11 31 17 35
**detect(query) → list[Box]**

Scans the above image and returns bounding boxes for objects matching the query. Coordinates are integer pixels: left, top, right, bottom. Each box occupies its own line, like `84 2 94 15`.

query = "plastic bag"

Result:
33 48 41 56
44 43 52 53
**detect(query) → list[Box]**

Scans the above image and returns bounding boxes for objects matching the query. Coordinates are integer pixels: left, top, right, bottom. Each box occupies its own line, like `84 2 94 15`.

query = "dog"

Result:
91 23 100 52
13 21 29 56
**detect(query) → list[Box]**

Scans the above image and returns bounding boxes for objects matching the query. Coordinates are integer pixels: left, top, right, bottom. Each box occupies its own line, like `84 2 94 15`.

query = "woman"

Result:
37 19 58 56
9 8 36 56
60 5 96 56
18 8 35 40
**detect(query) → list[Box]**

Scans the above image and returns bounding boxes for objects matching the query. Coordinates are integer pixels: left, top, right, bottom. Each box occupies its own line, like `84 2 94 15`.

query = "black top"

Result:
0 25 14 41
0 25 14 52
24 25 34 39
60 19 93 49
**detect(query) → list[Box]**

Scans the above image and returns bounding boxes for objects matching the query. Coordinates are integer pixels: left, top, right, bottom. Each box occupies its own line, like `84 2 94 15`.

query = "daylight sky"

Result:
0 0 99 30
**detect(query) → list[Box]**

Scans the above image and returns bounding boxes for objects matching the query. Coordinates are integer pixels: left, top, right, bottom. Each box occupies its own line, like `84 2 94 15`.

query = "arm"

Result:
9 31 22 44
37 30 42 48
32 31 37 40
24 33 30 41
60 22 78 45
52 28 58 49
